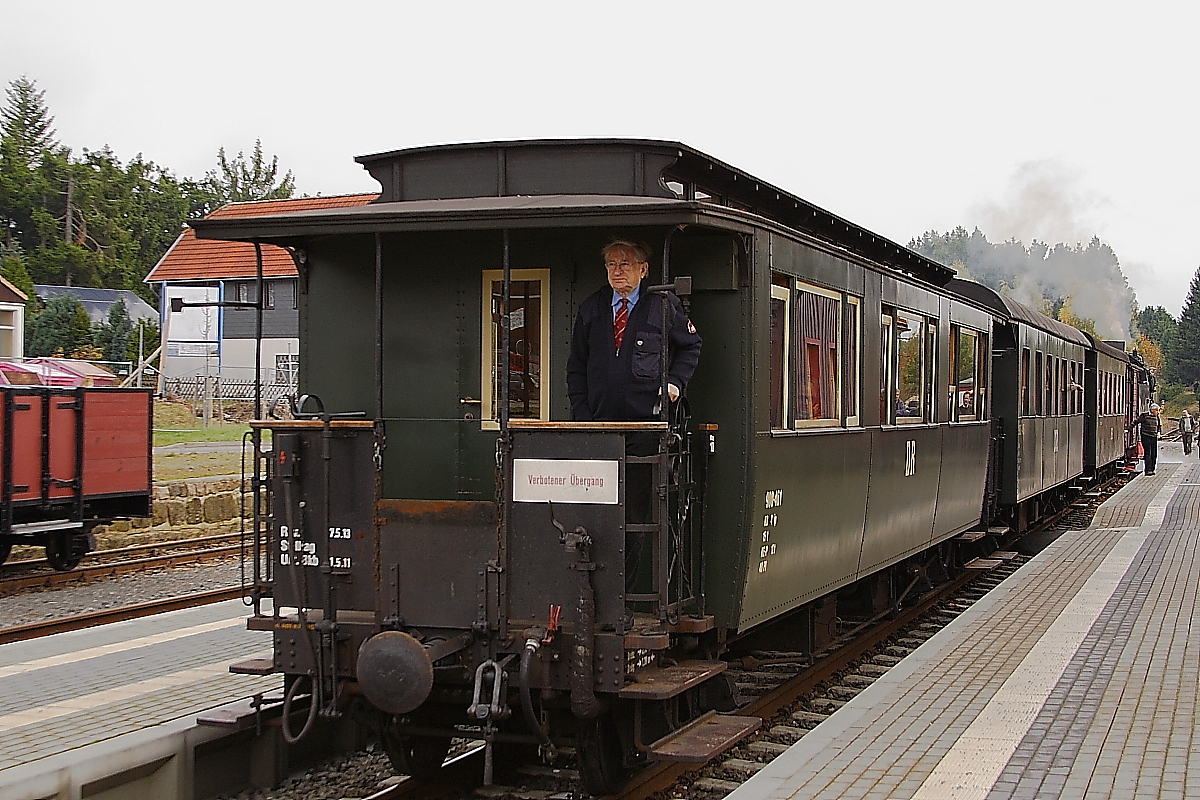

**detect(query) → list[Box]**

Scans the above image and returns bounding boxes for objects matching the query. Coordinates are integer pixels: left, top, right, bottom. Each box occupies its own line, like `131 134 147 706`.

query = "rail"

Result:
0 536 242 596
0 587 245 645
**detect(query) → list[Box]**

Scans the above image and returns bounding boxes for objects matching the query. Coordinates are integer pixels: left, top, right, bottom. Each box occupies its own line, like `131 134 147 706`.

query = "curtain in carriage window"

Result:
795 287 839 422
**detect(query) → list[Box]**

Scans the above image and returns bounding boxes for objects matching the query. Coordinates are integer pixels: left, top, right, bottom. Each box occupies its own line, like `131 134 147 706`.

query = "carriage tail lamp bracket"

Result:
647 276 692 296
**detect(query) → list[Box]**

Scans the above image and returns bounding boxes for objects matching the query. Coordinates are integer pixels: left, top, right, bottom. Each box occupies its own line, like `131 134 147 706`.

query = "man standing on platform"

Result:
566 239 702 590
1132 403 1163 475
1179 409 1194 456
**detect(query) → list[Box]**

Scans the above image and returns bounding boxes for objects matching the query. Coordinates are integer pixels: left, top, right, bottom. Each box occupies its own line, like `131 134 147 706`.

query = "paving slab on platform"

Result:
730 447 1200 800
0 599 272 787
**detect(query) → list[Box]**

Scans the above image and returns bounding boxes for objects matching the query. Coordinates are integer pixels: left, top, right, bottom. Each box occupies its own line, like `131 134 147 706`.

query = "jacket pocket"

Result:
631 333 662 380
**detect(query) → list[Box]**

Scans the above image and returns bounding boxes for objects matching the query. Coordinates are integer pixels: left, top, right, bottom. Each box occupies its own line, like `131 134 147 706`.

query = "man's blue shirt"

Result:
612 285 641 315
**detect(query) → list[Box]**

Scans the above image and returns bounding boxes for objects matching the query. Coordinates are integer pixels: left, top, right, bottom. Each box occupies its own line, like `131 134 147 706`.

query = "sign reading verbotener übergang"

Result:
512 459 620 504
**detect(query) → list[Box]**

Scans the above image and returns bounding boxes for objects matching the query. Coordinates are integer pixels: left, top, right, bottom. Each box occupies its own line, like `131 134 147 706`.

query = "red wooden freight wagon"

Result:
1 387 152 569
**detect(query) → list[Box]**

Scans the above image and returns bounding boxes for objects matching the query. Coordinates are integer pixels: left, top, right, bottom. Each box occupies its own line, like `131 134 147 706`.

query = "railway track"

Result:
0 532 245 596
0 586 246 645
343 472 1129 800
344 564 1009 800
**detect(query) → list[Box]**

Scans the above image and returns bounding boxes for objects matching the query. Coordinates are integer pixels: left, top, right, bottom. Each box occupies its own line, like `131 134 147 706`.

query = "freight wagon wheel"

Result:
382 722 452 779
577 712 631 796
0 544 9 565
45 532 82 571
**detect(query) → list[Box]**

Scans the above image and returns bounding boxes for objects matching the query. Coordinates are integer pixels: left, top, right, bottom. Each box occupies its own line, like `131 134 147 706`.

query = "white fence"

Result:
163 376 296 420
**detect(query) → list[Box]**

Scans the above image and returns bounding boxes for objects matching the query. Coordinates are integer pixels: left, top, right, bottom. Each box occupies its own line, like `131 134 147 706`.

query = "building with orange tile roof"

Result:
145 194 376 382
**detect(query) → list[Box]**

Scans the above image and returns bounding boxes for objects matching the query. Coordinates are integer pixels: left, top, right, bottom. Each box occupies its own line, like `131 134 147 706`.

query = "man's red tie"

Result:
614 298 628 353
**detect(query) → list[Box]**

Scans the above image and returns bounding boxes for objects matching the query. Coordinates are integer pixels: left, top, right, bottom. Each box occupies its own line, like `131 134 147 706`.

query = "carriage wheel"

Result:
382 721 452 779
0 543 10 565
577 712 631 796
45 532 82 571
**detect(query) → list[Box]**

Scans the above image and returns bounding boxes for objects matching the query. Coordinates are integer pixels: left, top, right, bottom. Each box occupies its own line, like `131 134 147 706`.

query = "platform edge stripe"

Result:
0 652 271 734
0 618 244 679
905 469 1188 800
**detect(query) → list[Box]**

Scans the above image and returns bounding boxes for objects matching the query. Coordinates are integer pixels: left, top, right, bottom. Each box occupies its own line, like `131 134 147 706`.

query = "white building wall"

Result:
218 338 299 385
0 302 25 359
160 284 219 379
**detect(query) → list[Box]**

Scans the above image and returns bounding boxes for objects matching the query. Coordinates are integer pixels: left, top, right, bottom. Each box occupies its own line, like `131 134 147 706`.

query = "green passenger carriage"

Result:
194 140 1121 794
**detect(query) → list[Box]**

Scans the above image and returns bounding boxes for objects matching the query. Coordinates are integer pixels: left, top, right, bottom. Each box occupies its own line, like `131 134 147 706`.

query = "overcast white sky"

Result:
5 1 1197 315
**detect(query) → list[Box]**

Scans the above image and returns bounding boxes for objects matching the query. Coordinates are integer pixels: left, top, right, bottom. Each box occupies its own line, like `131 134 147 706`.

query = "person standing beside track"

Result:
566 239 702 589
1132 403 1164 475
1179 409 1195 456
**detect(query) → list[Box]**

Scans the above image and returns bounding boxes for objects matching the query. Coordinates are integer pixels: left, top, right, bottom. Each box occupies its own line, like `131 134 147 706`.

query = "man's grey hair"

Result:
601 239 651 264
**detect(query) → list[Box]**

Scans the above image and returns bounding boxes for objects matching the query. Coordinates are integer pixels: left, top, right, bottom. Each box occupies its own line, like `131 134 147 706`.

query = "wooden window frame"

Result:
951 324 985 422
891 308 929 425
770 283 791 430
480 269 551 429
793 282 842 428
1021 348 1031 416
844 296 861 427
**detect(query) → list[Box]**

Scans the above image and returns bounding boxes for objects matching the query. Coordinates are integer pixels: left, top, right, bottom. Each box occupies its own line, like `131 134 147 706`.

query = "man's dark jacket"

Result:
566 282 702 421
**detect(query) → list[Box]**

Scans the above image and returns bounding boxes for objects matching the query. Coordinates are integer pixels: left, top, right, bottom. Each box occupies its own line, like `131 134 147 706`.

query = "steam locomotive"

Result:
194 140 1152 794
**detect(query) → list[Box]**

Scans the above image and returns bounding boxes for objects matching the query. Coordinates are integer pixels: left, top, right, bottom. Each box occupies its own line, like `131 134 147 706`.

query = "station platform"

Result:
0 598 273 800
729 444 1200 800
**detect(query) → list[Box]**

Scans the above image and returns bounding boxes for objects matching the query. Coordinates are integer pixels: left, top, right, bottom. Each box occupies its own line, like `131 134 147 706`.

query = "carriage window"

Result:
889 309 928 424
770 279 790 429
1021 348 1031 416
880 313 893 424
1044 354 1053 417
1073 362 1082 414
1034 351 1043 416
1084 364 1089 414
1059 359 1068 415
844 297 860 425
794 284 841 424
1051 357 1060 416
480 269 550 425
924 317 937 422
1070 362 1080 412
951 325 985 421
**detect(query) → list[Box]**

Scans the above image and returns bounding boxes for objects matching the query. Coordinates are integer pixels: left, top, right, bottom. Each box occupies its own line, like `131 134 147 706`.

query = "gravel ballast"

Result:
0 559 246 628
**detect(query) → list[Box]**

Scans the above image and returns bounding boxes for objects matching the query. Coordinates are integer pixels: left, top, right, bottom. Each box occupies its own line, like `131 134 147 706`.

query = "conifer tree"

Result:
0 76 57 165
93 299 134 363
27 294 88 356
1173 266 1200 386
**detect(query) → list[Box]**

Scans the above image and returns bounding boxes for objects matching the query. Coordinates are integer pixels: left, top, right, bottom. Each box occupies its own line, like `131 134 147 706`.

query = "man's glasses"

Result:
605 261 645 272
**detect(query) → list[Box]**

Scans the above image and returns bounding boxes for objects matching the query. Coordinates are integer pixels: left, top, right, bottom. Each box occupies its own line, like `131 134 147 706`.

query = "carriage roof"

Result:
192 138 954 288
